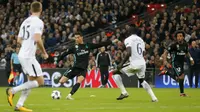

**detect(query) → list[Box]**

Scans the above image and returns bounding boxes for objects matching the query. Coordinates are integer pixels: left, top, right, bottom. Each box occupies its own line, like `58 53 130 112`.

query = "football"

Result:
51 90 61 99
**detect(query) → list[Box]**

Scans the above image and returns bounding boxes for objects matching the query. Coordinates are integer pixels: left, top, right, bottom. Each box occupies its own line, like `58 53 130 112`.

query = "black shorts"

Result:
63 67 87 79
13 64 22 73
172 62 184 76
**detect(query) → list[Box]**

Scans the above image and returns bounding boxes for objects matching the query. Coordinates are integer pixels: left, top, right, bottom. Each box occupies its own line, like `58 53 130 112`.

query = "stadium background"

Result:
0 0 199 88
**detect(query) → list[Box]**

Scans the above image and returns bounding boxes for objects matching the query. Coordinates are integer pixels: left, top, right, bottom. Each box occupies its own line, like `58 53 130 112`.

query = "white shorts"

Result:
18 57 43 77
120 64 146 79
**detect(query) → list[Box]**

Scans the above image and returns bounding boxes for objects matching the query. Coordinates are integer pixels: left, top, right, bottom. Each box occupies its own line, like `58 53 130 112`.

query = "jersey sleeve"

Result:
34 20 44 35
88 40 112 49
124 38 132 48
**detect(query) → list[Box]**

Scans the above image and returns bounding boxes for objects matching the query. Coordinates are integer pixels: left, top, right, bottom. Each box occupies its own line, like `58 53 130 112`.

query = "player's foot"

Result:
116 93 129 100
152 99 158 102
66 94 74 100
6 88 14 107
14 106 32 112
180 93 188 97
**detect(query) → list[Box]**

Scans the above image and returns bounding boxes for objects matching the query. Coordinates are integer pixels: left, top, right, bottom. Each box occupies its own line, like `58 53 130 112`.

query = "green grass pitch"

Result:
0 88 200 112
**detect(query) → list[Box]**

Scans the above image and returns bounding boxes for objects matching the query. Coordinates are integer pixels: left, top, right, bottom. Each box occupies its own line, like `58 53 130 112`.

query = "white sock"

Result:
141 81 157 100
12 80 39 94
16 89 31 108
113 74 128 95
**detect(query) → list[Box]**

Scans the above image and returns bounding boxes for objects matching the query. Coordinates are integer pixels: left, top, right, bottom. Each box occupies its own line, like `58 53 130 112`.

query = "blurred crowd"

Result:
1 0 200 71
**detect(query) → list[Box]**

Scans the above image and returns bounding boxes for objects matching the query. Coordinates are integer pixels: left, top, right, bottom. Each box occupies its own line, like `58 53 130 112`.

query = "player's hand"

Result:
42 53 49 60
190 60 194 65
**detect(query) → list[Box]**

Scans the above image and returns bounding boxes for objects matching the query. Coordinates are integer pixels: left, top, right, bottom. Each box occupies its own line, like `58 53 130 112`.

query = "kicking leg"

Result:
113 74 129 100
139 78 158 102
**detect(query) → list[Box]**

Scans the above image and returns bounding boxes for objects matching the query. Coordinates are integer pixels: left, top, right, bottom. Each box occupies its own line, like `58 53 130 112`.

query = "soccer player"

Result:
58 32 117 100
6 1 48 111
162 30 194 96
112 27 158 102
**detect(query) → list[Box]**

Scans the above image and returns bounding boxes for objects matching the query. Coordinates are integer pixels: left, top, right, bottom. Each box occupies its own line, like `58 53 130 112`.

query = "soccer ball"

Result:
51 90 61 99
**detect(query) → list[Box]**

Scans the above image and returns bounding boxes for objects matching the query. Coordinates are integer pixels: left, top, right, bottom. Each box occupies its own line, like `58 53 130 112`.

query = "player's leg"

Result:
66 69 86 100
138 65 158 102
59 68 73 84
112 66 129 100
6 58 43 111
174 64 187 96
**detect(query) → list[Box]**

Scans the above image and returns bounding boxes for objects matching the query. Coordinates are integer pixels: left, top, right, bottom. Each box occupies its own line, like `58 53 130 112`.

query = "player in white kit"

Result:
6 2 48 112
113 27 158 102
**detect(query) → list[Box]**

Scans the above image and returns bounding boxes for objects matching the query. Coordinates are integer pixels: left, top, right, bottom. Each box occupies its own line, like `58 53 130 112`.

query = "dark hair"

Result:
174 30 185 38
74 32 83 36
31 1 42 13
127 26 138 37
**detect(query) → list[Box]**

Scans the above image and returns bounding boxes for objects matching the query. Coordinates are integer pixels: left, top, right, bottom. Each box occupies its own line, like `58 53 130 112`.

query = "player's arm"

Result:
57 48 74 62
17 25 23 45
34 21 48 59
89 39 118 49
117 47 131 69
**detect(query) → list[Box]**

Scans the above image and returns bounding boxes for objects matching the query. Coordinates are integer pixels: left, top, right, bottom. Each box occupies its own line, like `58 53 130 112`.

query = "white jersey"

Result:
124 34 145 66
18 15 44 58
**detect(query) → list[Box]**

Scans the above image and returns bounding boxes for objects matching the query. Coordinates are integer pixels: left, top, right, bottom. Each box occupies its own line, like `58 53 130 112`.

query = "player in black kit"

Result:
57 32 118 100
162 30 194 97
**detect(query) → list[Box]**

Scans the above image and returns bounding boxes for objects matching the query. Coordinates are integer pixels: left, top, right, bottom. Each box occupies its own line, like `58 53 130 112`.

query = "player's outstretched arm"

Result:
117 47 131 69
89 39 118 49
57 48 73 62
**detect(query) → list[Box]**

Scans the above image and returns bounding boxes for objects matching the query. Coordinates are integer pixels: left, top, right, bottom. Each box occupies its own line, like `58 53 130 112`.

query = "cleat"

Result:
6 88 14 107
180 93 188 97
152 99 158 102
116 93 129 100
14 106 33 112
66 94 74 100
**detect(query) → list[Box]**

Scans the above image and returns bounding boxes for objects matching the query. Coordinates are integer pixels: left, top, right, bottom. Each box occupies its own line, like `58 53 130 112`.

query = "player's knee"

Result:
77 76 85 83
113 74 121 80
138 78 144 84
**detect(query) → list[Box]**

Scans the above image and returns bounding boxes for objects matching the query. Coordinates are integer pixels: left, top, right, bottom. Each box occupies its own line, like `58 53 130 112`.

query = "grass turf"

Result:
0 87 200 112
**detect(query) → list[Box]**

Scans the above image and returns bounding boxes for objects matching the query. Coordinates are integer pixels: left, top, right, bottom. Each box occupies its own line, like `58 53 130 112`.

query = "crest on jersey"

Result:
176 45 179 50
75 45 78 49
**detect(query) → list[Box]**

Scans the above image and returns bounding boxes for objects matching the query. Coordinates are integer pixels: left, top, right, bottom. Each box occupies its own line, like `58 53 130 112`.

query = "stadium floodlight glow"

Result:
161 4 164 7
151 8 155 11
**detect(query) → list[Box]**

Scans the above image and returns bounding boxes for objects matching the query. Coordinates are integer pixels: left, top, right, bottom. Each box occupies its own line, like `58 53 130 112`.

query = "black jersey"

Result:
58 40 112 69
167 41 188 64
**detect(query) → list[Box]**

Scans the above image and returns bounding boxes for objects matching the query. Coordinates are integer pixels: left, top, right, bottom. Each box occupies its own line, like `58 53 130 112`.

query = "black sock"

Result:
179 79 184 93
70 83 80 95
166 71 176 80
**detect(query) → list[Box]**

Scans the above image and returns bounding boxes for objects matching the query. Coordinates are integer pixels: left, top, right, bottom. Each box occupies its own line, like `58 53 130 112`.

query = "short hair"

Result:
127 26 138 36
174 30 185 38
31 1 42 13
